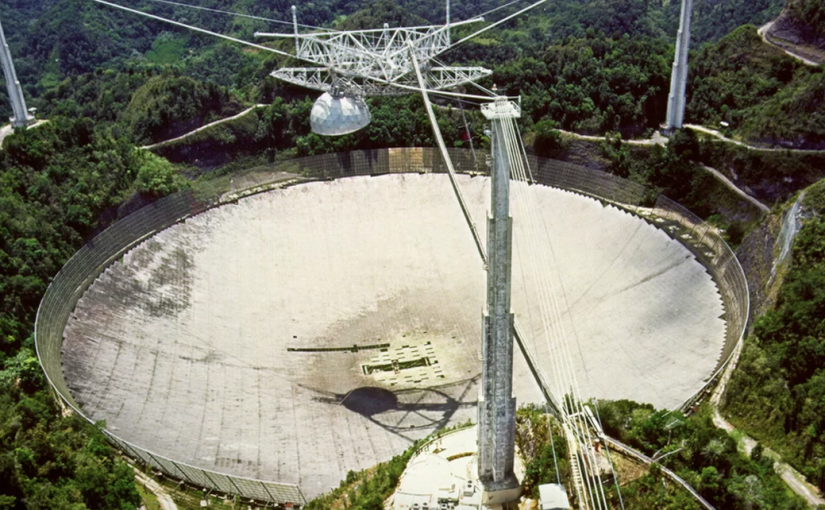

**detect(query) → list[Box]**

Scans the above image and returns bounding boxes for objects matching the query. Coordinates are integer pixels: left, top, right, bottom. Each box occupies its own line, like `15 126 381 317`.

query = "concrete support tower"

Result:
478 98 520 497
665 0 693 131
0 19 33 129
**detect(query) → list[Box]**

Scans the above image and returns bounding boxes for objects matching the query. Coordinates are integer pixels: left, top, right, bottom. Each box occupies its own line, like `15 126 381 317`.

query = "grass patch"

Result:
135 482 161 510
146 33 190 65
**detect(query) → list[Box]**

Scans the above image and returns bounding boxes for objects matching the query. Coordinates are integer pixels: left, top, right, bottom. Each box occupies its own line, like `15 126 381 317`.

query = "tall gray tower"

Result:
478 98 520 497
665 0 693 131
0 19 33 129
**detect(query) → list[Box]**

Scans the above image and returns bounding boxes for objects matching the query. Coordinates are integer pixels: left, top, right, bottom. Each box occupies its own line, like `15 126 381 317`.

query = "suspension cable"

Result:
503 116 614 509
435 0 550 58
139 0 334 30
545 403 562 485
593 402 627 510
91 0 295 57
458 101 478 170
407 43 486 262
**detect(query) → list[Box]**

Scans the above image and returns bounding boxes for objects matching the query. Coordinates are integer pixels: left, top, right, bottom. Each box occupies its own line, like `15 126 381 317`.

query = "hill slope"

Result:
724 183 825 495
687 25 825 149
0 0 790 120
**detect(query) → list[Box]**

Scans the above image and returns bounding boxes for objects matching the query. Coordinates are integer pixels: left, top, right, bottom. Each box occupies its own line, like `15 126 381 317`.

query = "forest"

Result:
723 184 825 495
517 403 809 510
686 24 825 149
0 0 788 128
0 119 178 507
0 0 824 508
1 0 816 148
787 0 825 39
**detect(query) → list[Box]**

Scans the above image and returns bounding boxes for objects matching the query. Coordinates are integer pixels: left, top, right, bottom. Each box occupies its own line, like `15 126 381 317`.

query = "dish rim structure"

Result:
35 147 750 506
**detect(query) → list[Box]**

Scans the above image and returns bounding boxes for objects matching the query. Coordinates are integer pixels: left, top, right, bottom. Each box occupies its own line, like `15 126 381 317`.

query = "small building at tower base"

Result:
538 484 571 510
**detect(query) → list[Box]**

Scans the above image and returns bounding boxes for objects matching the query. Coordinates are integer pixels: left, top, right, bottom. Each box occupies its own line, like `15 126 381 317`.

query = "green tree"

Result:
136 152 188 197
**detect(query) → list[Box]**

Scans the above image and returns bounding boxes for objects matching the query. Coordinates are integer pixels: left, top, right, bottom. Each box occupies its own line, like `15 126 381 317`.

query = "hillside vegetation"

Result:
494 35 671 137
696 141 825 204
0 0 787 120
0 118 185 509
122 73 241 144
515 403 807 510
739 69 825 148
0 0 805 152
687 25 825 149
787 0 825 40
724 183 825 495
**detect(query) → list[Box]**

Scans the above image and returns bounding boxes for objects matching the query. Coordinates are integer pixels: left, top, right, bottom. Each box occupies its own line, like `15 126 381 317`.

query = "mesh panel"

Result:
261 481 306 504
652 195 749 383
148 453 188 481
133 445 164 472
174 462 215 490
230 478 273 502
198 469 241 495
529 156 647 207
35 148 747 502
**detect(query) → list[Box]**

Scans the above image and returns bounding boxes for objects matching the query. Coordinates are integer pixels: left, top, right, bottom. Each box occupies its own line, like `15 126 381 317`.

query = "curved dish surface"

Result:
62 173 724 497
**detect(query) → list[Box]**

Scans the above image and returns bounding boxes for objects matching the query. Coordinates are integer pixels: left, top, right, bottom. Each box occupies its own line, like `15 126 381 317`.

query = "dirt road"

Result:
142 104 268 150
710 344 825 507
758 21 820 67
134 469 178 510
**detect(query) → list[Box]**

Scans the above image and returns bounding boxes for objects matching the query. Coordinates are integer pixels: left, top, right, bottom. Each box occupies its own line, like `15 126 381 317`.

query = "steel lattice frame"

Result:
257 14 491 97
272 66 492 96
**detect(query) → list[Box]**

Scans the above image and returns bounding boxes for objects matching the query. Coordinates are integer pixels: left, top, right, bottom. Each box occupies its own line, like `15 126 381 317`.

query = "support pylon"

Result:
0 19 33 129
478 98 520 500
665 0 693 132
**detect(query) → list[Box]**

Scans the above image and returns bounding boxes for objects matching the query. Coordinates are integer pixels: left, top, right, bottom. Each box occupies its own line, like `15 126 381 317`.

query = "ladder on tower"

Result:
564 424 589 510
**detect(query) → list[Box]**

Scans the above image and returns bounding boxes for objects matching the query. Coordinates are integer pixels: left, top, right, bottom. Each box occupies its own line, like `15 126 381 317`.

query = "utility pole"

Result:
0 18 33 129
665 0 693 132
478 97 520 501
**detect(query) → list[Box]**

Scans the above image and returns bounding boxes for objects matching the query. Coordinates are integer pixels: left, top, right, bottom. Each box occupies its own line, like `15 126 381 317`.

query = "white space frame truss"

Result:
271 66 492 96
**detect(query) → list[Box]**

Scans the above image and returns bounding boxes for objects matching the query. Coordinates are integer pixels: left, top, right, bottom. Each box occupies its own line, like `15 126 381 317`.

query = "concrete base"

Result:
390 426 524 510
481 481 522 506
10 114 35 129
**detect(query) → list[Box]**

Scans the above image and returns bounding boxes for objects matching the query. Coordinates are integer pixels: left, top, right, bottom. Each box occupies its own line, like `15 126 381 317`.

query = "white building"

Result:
539 484 571 510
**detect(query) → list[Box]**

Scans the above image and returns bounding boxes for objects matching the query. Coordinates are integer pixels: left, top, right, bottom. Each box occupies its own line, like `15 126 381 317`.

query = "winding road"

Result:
712 410 825 507
710 344 825 507
134 468 178 510
703 26 825 503
557 128 773 213
684 124 825 153
699 164 770 213
758 21 820 67
141 104 268 150
556 128 670 146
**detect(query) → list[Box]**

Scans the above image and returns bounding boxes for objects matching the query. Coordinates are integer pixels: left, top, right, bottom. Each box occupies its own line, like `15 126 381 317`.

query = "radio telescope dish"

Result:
310 92 371 136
